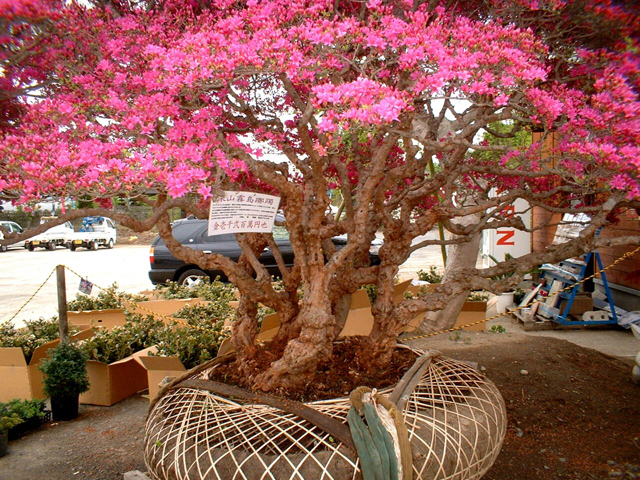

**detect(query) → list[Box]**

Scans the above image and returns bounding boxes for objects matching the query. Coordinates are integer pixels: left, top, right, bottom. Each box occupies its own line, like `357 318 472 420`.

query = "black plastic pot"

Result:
0 430 8 458
8 410 51 440
50 395 79 421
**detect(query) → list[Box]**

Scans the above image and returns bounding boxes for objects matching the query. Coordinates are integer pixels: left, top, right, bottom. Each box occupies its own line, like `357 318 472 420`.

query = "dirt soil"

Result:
211 336 418 402
116 225 158 246
1 332 639 480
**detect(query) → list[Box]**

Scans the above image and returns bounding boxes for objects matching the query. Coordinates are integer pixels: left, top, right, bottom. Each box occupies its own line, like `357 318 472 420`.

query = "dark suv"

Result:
148 218 381 285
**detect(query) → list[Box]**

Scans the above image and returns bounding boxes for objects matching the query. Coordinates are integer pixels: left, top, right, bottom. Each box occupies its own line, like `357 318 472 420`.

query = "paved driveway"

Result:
1 244 152 326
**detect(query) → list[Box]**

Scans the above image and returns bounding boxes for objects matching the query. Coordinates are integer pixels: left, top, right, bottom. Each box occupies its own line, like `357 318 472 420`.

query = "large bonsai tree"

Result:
1 0 639 391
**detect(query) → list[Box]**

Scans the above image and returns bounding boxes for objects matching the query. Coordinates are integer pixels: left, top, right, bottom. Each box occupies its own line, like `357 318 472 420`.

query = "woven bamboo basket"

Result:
144 351 506 480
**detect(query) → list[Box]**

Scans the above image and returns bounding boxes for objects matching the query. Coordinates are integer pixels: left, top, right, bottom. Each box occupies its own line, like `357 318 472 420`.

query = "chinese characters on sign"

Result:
208 191 281 236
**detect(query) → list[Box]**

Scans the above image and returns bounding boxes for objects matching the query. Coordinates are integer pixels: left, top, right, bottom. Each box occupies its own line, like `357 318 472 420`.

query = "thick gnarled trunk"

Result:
416 218 484 334
253 267 336 391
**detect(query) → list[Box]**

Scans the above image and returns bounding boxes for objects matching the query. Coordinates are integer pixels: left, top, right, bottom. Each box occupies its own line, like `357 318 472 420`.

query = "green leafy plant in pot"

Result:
39 343 90 421
0 404 23 457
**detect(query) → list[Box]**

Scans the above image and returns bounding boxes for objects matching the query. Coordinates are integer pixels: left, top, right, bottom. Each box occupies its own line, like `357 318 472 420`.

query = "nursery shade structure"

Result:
1 0 640 391
145 352 507 479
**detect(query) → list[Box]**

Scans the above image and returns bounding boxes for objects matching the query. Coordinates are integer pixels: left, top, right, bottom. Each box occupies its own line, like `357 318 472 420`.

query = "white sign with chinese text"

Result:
208 191 281 236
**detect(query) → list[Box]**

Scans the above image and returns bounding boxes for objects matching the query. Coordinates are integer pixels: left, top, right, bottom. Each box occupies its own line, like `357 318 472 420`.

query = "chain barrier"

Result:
6 267 57 324
62 265 228 335
399 245 640 342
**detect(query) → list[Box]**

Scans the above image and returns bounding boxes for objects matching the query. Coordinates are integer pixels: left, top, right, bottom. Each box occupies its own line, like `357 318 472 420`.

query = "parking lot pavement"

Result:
1 244 152 327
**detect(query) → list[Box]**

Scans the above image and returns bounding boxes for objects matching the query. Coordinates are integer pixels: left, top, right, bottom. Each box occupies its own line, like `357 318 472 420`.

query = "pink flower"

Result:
198 184 213 200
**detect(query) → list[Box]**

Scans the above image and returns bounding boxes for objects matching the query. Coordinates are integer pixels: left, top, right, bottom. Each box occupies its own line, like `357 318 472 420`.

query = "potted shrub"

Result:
3 399 47 439
39 343 90 421
0 405 23 457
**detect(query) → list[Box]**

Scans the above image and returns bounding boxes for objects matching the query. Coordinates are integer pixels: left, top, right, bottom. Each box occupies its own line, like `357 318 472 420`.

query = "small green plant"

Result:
172 302 235 328
0 317 71 363
154 304 231 369
153 278 236 303
363 284 378 304
489 254 541 283
448 331 472 344
467 291 489 302
0 406 23 433
2 399 46 424
513 288 526 305
361 277 402 304
39 343 90 399
78 314 165 364
67 283 148 311
489 325 506 334
153 324 228 370
449 331 463 342
416 266 443 284
488 253 516 281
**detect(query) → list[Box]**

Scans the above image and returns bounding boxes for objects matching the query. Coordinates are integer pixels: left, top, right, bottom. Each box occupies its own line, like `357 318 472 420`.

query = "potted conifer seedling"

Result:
39 343 90 421
0 405 23 457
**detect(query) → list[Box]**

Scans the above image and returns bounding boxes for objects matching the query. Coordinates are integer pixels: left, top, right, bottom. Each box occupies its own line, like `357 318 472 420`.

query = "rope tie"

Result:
6 267 57 323
348 352 438 480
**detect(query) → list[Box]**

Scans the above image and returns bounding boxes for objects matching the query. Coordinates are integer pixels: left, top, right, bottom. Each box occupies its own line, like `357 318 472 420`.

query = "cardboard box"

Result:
403 283 437 297
0 329 94 403
253 287 380 343
68 298 205 330
68 308 127 331
137 353 186 401
565 295 593 316
67 299 207 406
338 289 375 337
80 347 151 406
136 290 163 301
454 301 488 332
124 298 204 319
404 300 488 333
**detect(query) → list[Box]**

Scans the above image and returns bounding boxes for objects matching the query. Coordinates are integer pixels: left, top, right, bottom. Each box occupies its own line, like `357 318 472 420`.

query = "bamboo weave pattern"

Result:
145 352 506 480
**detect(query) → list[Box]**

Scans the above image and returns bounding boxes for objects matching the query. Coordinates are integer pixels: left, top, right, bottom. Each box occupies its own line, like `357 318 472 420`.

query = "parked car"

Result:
25 217 74 251
68 216 117 250
149 218 382 285
0 220 24 252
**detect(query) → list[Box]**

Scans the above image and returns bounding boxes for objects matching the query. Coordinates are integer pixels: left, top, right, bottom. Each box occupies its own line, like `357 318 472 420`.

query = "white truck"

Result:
25 217 75 251
69 216 118 250
0 220 25 252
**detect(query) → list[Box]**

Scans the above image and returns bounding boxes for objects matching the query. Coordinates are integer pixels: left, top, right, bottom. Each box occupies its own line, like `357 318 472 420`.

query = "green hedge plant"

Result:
153 278 236 303
39 343 90 399
2 399 46 424
67 283 148 312
0 317 71 363
78 314 165 364
416 266 443 284
152 302 232 369
0 405 23 433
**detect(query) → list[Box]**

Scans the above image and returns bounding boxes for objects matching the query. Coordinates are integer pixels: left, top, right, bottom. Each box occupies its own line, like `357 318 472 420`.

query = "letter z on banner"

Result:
208 191 281 236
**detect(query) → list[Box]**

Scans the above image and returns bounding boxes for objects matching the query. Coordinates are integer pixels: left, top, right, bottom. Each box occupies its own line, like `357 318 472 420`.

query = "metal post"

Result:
56 265 69 343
